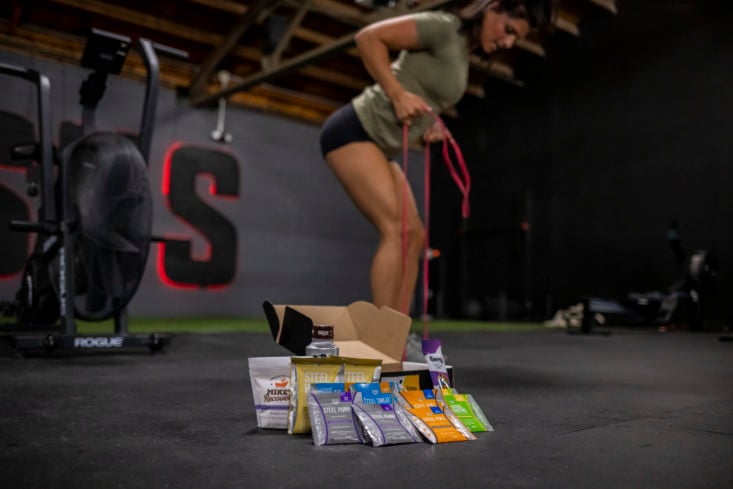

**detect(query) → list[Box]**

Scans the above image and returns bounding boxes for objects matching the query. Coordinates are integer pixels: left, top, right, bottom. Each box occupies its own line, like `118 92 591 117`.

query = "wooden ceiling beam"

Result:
299 65 367 91
186 0 373 22
284 0 367 25
261 0 312 68
186 0 248 15
192 31 356 106
554 11 581 37
515 38 546 57
47 0 224 46
589 0 618 15
40 0 366 97
191 0 478 106
188 0 277 97
470 56 525 87
0 25 338 125
364 0 459 22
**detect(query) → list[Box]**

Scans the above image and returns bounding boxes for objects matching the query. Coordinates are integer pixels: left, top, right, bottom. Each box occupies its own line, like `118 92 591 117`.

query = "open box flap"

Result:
263 302 313 355
347 302 411 363
335 340 401 370
262 300 411 362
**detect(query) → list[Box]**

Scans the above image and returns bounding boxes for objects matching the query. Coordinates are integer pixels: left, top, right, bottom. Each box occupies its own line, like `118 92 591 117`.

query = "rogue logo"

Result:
74 337 124 348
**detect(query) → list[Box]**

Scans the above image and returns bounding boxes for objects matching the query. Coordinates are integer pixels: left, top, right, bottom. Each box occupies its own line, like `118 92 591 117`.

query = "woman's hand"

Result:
391 90 431 126
422 119 450 143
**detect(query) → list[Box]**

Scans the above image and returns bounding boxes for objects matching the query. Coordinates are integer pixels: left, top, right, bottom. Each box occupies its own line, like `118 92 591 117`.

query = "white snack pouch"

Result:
248 357 292 429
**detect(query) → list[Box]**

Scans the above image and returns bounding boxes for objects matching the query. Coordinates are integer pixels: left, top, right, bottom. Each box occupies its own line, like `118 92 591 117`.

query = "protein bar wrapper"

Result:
289 357 344 434
422 339 451 389
352 395 422 447
308 391 363 446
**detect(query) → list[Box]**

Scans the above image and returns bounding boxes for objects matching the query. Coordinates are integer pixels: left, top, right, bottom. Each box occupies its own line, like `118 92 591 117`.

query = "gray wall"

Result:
0 50 426 318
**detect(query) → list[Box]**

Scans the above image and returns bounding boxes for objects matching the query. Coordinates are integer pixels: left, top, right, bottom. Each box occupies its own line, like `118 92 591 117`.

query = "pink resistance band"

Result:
401 114 471 339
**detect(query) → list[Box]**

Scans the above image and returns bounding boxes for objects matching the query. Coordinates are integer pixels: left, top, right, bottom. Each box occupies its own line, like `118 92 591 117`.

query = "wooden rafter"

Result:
589 0 617 15
39 0 366 98
191 0 463 106
188 0 276 98
261 0 313 69
192 31 356 106
0 24 337 124
554 11 581 37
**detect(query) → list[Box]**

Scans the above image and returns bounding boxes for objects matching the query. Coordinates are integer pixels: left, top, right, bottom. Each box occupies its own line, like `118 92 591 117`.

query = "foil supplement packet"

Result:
350 382 394 404
308 390 363 446
351 393 422 447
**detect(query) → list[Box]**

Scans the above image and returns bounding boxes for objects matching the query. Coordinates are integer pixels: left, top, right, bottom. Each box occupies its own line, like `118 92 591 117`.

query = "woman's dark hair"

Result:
456 0 552 46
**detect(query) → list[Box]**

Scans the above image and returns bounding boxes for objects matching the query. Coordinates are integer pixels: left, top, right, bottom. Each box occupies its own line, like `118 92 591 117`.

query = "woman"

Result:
320 0 551 314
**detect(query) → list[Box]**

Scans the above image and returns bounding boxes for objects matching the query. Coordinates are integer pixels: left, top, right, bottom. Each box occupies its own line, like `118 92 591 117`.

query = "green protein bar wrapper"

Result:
440 391 493 432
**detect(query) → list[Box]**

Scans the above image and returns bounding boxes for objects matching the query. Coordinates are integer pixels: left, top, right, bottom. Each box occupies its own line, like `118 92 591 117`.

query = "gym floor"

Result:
1 328 731 489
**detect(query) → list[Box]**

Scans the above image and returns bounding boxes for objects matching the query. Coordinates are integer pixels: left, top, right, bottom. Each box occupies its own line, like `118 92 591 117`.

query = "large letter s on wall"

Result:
160 143 239 289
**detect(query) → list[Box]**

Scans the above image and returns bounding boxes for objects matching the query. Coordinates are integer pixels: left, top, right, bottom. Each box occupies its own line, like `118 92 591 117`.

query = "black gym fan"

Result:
62 132 153 322
3 28 186 354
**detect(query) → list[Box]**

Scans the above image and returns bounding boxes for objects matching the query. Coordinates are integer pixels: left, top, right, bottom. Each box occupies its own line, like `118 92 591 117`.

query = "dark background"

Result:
433 0 733 325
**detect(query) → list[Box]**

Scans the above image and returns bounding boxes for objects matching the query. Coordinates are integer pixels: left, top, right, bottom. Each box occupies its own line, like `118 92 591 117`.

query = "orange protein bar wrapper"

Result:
399 389 439 409
406 406 473 443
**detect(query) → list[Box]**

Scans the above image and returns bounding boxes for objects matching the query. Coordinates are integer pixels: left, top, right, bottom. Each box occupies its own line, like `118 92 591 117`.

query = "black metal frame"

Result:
1 31 184 355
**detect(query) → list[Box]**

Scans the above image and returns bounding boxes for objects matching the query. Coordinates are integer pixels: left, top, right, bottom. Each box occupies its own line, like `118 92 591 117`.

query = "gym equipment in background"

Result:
576 221 720 334
2 28 186 355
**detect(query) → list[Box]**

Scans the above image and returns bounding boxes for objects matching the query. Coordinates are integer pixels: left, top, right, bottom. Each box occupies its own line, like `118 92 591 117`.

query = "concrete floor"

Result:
1 328 732 489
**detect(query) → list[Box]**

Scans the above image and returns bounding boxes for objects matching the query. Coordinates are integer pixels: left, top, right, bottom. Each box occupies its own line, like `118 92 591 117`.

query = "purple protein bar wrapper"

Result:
422 339 451 389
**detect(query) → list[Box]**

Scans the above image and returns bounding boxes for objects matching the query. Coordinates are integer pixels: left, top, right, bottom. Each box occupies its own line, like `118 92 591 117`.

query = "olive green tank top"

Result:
352 11 469 156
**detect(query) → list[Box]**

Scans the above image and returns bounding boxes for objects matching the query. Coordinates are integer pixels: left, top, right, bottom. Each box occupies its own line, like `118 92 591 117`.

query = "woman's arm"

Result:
354 15 432 125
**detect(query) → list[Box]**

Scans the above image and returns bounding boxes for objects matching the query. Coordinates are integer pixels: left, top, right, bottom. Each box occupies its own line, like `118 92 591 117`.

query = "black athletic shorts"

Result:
319 103 372 157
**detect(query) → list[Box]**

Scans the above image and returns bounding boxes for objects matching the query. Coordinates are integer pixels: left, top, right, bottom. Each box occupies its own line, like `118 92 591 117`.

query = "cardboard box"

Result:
381 361 454 390
263 300 411 372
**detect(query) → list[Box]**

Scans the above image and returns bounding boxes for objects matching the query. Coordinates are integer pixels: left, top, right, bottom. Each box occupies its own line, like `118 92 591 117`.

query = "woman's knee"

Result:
411 222 426 248
380 215 424 248
407 221 426 252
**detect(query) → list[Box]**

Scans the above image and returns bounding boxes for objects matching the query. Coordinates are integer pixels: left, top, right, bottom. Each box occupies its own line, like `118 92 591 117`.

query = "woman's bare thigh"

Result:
325 141 418 234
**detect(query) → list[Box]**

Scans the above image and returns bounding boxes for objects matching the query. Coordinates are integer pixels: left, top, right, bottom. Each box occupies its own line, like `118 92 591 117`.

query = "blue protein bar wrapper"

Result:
422 339 451 389
350 382 393 404
351 397 422 447
311 382 346 392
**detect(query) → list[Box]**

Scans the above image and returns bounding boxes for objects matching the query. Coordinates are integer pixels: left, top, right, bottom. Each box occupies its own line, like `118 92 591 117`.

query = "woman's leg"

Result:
325 141 424 314
387 161 426 314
